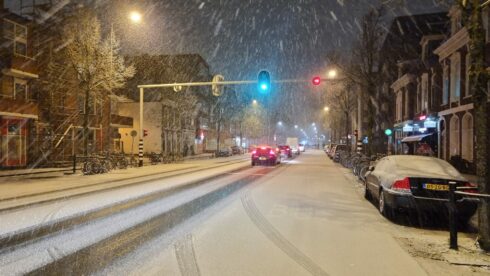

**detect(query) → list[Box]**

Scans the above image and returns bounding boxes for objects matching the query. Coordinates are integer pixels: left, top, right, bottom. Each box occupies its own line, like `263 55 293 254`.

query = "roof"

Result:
381 12 449 61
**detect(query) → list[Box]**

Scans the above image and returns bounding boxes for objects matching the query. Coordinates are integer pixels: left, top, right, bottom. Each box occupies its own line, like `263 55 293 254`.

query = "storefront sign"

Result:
424 120 437 128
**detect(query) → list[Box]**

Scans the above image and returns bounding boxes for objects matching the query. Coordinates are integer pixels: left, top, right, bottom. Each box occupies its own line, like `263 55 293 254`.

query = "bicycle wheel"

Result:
82 161 92 175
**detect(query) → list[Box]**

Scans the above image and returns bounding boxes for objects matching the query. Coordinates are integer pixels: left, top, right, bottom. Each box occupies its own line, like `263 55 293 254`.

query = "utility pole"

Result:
461 0 490 250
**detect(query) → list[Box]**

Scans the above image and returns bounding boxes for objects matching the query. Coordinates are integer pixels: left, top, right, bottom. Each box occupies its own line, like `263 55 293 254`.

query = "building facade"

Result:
0 7 39 168
433 5 490 170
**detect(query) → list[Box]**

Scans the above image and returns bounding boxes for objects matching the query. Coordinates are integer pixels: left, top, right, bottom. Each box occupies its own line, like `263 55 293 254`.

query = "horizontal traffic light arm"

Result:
137 78 328 89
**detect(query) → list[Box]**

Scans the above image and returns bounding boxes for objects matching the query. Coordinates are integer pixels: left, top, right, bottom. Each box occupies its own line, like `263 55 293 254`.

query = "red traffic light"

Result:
312 76 321 86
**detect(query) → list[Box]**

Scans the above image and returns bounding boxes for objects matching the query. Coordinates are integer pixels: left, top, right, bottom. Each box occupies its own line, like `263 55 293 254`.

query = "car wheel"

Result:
363 181 371 200
379 190 394 219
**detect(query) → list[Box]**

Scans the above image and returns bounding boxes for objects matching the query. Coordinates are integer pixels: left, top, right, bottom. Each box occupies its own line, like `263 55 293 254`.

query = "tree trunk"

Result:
83 88 91 156
345 111 351 152
466 0 490 250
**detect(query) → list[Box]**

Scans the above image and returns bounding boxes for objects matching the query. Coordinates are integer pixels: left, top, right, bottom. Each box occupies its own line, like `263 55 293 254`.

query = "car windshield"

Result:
1 1 489 275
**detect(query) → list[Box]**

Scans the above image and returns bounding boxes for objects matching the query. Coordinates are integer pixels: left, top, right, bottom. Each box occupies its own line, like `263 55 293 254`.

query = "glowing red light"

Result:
419 115 427 120
312 76 321 86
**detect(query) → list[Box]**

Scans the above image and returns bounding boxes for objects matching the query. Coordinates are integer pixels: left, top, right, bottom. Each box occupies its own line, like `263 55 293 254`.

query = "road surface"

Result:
100 150 427 276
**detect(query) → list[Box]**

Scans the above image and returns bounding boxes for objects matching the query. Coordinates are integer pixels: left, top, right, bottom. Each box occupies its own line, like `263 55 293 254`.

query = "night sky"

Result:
5 0 452 127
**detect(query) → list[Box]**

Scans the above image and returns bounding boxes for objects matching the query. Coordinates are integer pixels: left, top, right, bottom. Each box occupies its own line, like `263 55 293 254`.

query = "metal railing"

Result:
448 181 490 250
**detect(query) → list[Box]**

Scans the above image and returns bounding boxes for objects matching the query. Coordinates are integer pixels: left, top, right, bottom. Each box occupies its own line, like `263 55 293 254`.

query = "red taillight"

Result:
462 182 478 193
269 150 275 155
393 177 411 192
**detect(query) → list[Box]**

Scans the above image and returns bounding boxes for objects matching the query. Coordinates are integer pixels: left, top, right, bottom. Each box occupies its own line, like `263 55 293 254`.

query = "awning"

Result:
401 133 432 143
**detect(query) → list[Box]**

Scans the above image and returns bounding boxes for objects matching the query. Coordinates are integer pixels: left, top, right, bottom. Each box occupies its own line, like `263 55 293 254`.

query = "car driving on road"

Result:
251 146 280 166
277 145 292 158
364 155 478 223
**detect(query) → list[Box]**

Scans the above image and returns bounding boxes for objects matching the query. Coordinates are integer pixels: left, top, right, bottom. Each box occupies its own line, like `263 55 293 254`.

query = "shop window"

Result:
449 116 460 157
461 113 473 161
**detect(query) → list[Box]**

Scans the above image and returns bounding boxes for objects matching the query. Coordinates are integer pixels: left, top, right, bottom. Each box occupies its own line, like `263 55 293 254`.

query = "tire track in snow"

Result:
241 192 329 276
174 234 201 276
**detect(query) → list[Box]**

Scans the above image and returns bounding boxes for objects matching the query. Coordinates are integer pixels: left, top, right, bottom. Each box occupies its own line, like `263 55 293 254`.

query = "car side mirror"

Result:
368 166 375 171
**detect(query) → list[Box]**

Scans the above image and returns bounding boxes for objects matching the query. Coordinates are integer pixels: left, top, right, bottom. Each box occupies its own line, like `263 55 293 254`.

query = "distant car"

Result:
329 144 346 161
231 146 244 155
251 146 280 166
364 155 478 223
216 147 232 157
299 143 305 152
277 145 292 158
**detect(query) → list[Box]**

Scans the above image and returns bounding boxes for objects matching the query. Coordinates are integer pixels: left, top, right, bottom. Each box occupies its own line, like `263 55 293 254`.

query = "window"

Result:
465 53 471 97
450 53 461 102
461 113 473 161
78 95 95 114
14 78 27 100
449 116 460 157
3 20 14 39
3 19 28 57
442 64 449 105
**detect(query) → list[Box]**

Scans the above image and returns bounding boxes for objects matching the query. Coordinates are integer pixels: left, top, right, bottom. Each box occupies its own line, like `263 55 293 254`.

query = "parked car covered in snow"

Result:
364 155 478 223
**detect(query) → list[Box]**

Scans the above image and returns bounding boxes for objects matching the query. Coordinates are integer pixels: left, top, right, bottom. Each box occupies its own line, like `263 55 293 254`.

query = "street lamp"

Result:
324 106 330 112
327 69 337 79
129 11 142 23
294 125 298 129
277 121 283 126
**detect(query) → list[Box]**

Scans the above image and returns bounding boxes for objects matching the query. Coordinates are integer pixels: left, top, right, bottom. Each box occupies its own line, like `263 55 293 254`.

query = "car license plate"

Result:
259 157 266 160
423 183 449 191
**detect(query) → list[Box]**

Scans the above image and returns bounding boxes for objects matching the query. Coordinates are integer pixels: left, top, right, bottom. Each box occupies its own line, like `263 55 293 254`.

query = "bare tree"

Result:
328 8 385 154
325 81 358 149
61 8 134 155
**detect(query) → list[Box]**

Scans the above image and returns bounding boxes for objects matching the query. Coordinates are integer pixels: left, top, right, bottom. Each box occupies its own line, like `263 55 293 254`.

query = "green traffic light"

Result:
384 129 393 136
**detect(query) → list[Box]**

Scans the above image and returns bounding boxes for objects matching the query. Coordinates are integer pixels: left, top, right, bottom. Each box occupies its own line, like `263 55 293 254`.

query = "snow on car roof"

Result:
382 155 465 180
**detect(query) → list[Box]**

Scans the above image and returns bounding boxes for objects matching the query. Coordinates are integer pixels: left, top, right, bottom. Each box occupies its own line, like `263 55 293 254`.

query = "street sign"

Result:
212 74 225 96
130 130 137 137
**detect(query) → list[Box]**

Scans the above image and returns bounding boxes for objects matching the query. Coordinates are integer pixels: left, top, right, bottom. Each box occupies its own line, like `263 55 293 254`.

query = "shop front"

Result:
399 115 439 156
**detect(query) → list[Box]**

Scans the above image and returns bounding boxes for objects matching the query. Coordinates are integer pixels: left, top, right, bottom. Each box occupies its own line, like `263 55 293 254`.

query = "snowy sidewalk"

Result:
0 155 247 202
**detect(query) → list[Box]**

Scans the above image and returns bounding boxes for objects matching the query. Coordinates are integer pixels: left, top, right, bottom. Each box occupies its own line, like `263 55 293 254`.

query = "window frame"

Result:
450 53 461 103
3 19 28 57
13 78 28 100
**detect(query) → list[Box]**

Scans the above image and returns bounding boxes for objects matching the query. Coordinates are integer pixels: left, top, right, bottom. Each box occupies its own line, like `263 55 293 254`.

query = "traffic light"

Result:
312 76 321 86
257 70 270 93
143 129 148 137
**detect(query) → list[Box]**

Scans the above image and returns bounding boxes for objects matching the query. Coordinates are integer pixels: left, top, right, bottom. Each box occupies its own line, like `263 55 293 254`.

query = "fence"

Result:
448 181 490 250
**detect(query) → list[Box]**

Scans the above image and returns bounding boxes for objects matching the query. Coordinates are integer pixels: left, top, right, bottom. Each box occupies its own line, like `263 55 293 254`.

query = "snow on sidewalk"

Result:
0 155 247 201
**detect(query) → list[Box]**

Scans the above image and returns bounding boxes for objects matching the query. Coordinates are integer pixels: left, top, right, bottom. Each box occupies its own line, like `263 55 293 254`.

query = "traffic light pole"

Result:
136 77 324 167
139 87 144 167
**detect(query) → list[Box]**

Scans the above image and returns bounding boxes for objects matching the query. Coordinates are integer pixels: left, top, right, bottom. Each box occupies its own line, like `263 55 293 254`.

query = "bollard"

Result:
73 154 77 174
448 181 458 250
